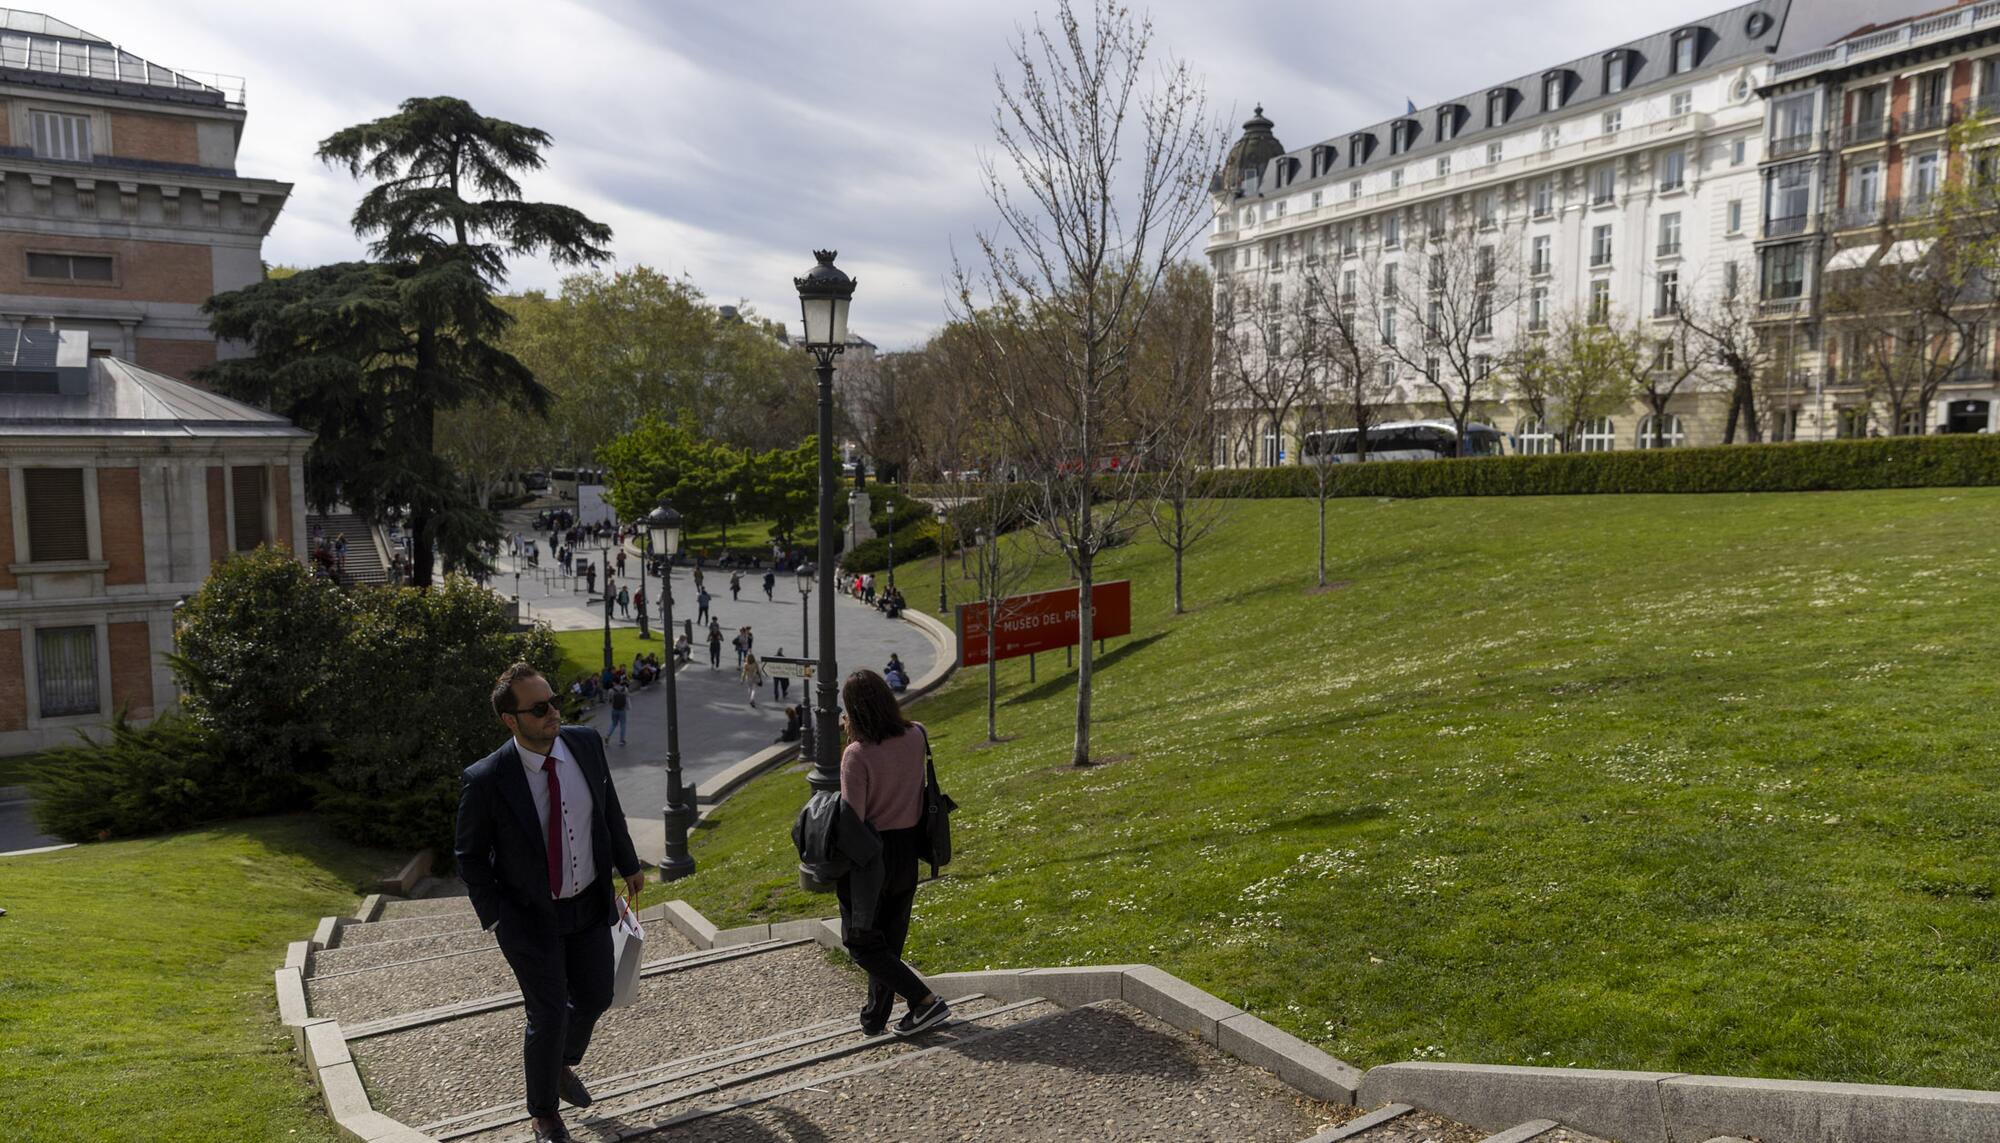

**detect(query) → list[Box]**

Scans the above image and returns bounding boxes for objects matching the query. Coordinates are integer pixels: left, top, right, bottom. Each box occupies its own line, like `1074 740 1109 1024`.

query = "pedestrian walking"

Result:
830 669 950 1038
730 571 743 601
607 678 630 746
772 647 791 703
731 627 748 668
616 549 627 577
741 653 765 708
616 585 631 619
696 588 711 625
707 622 723 669
455 663 645 1143
762 569 775 600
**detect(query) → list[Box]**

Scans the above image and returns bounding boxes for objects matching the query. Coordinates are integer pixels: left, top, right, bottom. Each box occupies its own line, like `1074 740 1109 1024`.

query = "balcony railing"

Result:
1758 296 1810 318
1769 131 1817 158
1842 117 1889 146
1765 213 1811 238
1589 251 1612 268
1903 102 1950 135
1832 202 1884 230
1657 240 1682 256
1775 2 2000 79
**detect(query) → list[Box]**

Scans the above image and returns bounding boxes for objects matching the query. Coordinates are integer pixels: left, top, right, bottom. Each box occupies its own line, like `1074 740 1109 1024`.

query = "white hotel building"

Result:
1206 0 1924 465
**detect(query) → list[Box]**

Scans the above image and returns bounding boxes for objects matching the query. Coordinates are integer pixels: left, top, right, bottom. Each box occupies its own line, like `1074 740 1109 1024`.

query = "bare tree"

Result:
953 0 1220 766
1632 307 1716 448
1824 246 1980 435
1379 203 1525 453
1141 261 1227 614
1676 278 1773 443
1545 310 1638 450
1293 254 1395 585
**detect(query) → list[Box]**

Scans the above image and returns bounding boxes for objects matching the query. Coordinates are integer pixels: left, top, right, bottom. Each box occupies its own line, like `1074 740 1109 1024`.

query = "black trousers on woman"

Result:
834 825 931 1027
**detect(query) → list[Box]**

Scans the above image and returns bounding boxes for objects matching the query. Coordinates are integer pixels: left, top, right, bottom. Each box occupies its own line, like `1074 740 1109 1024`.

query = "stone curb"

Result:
924 962 1362 1106
894 605 956 704
1359 1061 2000 1143
299 1015 439 1142
311 915 341 951
378 850 434 896
655 898 843 954
354 894 384 923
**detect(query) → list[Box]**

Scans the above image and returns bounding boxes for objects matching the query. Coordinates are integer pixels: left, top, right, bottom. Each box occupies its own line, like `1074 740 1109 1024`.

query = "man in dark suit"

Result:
457 661 646 1143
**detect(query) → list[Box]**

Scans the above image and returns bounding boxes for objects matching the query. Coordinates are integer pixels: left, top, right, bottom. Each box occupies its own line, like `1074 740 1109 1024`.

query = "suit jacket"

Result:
455 725 642 935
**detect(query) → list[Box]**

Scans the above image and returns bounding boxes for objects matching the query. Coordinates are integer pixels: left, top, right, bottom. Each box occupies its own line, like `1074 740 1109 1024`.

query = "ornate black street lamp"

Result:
795 565 813 658
645 500 695 881
794 250 855 892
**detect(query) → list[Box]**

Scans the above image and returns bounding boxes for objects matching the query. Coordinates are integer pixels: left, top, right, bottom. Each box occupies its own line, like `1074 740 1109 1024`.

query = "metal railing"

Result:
1902 102 1950 134
1842 117 1889 146
1766 213 1812 238
1657 241 1682 257
0 32 242 106
1769 131 1817 159
1589 251 1612 268
1832 203 1884 230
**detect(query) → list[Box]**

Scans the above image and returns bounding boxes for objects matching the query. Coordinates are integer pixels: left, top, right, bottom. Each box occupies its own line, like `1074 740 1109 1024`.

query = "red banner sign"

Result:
956 580 1132 667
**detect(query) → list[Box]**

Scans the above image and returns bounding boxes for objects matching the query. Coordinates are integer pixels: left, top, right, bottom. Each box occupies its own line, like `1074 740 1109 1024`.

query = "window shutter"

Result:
231 466 267 550
24 467 87 562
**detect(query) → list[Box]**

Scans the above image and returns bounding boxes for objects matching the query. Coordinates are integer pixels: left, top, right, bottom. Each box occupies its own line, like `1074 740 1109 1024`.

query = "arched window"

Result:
1516 417 1557 455
1578 416 1617 452
1636 414 1687 448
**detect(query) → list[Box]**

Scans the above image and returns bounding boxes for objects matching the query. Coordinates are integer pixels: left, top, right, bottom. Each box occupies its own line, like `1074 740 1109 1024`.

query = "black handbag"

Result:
916 726 957 878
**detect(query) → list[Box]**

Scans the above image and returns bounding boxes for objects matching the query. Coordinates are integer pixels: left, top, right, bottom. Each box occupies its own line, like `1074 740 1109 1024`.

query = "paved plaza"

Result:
492 510 941 864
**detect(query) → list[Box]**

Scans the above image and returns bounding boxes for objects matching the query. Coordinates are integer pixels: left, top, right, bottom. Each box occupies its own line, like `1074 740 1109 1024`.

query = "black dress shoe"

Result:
532 1117 573 1143
558 1066 593 1109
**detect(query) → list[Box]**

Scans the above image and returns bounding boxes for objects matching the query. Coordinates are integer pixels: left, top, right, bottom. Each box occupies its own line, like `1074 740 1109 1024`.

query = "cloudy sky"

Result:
62 0 1779 349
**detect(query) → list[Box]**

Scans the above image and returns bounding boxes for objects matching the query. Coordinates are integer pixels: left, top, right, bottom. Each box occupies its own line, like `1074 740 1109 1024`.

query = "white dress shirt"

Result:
515 734 597 899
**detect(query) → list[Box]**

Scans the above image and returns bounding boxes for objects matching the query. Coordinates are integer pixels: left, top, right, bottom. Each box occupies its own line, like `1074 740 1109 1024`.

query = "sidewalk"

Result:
492 511 941 863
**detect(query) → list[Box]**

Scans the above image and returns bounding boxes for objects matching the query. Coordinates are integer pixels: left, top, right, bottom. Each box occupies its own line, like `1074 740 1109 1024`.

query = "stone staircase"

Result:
277 893 1765 1143
307 511 390 586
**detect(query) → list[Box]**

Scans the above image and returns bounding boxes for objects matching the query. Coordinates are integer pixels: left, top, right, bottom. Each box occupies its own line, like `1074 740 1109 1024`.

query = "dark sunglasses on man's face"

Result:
511 699 561 719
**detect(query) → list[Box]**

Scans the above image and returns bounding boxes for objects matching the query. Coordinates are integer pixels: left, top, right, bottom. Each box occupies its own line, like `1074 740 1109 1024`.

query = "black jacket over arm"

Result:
455 726 643 933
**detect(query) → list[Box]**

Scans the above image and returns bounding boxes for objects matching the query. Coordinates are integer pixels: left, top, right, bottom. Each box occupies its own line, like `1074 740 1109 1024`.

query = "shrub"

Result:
1195 435 2000 500
27 711 305 842
170 547 353 778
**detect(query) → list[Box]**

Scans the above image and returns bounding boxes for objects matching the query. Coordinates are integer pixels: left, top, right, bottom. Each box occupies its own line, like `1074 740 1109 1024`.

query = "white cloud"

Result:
59 0 1769 349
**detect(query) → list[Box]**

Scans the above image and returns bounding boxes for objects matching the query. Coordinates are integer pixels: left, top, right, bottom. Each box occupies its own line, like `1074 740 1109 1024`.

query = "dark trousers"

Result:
834 826 931 1027
495 882 614 1118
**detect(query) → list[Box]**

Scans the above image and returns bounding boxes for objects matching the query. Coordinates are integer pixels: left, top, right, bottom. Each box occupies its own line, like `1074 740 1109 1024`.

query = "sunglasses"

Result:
509 699 561 719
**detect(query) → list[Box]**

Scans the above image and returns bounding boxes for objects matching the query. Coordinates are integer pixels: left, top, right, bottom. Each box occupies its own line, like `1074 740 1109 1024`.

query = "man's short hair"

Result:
492 662 543 716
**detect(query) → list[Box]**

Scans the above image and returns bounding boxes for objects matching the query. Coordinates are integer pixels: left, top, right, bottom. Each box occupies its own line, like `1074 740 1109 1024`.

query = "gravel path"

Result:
316 917 696 977
309 947 528 1025
339 912 487 946
313 927 501 975
379 895 477 920
354 944 858 1125
447 996 1057 1143
655 1000 1337 1143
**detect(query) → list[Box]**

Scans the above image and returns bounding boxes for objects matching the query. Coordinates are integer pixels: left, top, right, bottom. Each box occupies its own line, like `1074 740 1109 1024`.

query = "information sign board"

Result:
956 580 1132 668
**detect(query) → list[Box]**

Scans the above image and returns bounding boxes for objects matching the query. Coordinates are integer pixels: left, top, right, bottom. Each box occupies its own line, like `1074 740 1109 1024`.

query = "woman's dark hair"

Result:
842 669 910 745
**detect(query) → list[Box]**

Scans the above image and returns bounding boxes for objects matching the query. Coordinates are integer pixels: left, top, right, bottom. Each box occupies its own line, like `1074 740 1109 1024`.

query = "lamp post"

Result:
794 250 855 892
600 533 614 675
645 500 695 881
935 507 949 615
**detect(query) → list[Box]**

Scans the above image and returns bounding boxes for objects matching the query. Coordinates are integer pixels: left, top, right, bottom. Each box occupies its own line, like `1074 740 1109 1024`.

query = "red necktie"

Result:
542 756 563 898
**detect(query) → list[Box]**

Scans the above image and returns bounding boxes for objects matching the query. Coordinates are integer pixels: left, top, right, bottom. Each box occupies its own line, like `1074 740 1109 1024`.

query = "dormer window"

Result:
1486 88 1513 127
1389 119 1419 155
1437 104 1463 142
1671 29 1700 74
1348 132 1374 167
1542 70 1571 112
1604 50 1630 94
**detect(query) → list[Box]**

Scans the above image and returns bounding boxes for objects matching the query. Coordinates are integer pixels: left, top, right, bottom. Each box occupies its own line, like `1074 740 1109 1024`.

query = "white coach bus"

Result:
1300 420 1507 464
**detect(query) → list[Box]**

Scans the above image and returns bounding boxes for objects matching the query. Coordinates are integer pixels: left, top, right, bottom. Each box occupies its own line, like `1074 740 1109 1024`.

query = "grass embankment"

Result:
0 816 402 1141
645 489 2000 1088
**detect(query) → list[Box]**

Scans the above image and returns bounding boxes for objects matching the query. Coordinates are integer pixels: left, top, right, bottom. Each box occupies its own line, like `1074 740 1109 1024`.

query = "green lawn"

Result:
0 816 402 1141
646 488 2000 1089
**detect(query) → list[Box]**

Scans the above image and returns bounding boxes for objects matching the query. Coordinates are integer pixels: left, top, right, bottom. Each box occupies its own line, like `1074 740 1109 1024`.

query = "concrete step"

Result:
349 940 860 1128
377 893 475 921
312 925 499 976
641 999 1339 1143
307 923 699 1025
1300 1103 1486 1142
335 911 486 947
432 992 1047 1142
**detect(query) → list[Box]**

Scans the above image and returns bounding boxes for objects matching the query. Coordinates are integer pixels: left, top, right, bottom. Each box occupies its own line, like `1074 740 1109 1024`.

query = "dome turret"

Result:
1216 105 1285 196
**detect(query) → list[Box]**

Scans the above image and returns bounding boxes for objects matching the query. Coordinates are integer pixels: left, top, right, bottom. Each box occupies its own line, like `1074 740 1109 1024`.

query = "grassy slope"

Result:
0 816 402 1141
646 489 2000 1088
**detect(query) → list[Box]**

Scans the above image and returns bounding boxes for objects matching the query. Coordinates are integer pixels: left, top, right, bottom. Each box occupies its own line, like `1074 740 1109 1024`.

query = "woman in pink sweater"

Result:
837 669 949 1038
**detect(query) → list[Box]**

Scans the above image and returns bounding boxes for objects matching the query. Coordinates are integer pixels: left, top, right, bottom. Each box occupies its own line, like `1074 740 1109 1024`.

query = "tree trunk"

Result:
1072 555 1094 766
1316 489 1327 587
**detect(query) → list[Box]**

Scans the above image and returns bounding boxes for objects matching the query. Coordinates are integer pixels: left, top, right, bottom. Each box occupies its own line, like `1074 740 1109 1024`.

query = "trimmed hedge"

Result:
1200 434 2000 500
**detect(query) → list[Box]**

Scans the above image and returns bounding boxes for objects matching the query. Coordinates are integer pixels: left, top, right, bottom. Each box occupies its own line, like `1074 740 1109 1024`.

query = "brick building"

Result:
0 10 299 755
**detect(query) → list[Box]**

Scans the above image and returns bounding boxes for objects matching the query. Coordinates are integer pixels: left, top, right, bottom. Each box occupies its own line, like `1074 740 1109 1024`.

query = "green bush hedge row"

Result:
1196 434 2000 499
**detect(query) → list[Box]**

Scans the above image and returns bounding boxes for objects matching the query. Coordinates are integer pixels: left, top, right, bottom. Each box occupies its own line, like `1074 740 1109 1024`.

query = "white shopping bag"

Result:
608 897 645 1008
